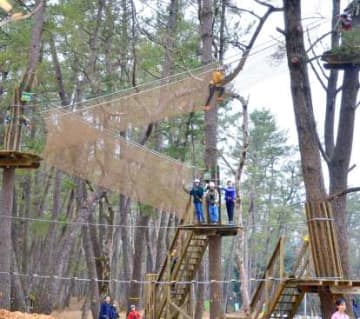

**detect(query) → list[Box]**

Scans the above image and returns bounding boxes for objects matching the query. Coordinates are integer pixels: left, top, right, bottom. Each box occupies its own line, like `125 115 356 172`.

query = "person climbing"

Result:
98 296 115 319
331 298 350 319
183 178 205 223
170 248 178 274
223 180 236 224
205 181 219 223
127 304 141 319
204 66 225 111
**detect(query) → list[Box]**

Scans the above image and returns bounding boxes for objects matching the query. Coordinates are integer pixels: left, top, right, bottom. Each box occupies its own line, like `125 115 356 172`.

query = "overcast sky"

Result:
232 1 359 188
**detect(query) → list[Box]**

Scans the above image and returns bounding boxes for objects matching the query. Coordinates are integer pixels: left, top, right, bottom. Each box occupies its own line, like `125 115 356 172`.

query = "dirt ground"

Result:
0 309 55 319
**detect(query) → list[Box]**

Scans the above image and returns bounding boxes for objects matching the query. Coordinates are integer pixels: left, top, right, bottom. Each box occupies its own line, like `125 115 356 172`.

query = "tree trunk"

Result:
36 190 100 313
128 210 150 308
329 67 359 276
194 262 205 319
0 168 15 309
282 0 333 317
83 226 100 319
119 195 132 304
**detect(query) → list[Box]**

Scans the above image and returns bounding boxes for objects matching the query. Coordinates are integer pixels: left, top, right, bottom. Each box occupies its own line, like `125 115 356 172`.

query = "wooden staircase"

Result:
145 222 209 319
250 237 312 319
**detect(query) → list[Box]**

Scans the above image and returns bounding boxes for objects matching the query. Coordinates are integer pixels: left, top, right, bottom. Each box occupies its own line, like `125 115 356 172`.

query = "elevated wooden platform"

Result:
292 278 360 294
321 51 360 70
0 150 42 169
178 224 241 236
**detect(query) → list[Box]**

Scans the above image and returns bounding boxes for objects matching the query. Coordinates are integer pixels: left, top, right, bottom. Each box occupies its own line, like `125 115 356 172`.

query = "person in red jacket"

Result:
127 305 141 319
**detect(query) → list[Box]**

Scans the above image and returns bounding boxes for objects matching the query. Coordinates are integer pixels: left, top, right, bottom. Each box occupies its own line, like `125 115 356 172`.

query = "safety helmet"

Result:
194 178 200 183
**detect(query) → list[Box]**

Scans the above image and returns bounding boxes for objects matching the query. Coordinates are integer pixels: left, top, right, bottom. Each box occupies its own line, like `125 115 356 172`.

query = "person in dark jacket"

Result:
183 178 205 223
112 302 120 319
98 296 114 319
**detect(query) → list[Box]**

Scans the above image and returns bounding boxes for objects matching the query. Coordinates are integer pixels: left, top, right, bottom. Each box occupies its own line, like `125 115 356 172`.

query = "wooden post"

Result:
209 234 222 319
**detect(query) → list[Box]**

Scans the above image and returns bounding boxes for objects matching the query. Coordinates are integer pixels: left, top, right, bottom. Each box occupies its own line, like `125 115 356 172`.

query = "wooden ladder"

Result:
153 229 208 319
250 237 311 319
266 281 304 318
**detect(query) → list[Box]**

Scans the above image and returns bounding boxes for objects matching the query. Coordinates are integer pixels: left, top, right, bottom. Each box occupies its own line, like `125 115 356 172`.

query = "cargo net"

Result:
41 66 217 215
42 65 215 132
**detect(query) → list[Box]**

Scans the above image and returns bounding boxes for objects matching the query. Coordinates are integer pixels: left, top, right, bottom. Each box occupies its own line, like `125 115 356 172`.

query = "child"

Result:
331 298 350 319
204 66 225 110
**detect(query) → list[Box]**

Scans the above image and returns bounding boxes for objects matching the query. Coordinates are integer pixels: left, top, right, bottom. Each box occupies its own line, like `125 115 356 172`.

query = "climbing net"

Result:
42 65 214 215
42 65 214 132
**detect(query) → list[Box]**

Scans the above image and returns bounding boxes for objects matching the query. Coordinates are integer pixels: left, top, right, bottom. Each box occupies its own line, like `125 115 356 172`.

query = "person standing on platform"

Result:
223 180 236 224
205 181 219 223
183 178 205 223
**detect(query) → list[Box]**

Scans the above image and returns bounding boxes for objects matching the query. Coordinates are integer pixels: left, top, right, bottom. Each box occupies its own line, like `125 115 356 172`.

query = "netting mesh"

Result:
42 66 213 214
42 66 214 132
43 113 194 215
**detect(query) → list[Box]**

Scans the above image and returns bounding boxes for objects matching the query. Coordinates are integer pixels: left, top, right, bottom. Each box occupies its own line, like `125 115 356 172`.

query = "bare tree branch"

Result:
328 187 360 201
223 3 282 85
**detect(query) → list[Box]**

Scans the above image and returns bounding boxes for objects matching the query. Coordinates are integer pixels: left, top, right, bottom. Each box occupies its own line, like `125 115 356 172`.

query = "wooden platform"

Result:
290 278 360 294
178 224 241 236
0 150 42 169
321 52 360 70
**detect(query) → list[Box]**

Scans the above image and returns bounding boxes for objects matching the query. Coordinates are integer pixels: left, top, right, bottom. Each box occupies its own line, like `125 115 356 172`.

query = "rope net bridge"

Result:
41 65 215 215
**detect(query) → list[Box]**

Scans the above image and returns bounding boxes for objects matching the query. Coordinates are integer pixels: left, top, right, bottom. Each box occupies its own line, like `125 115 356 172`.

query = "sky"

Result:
232 1 360 188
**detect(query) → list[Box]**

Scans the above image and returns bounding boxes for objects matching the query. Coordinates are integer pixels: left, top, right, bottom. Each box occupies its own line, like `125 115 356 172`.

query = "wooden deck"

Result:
0 150 42 169
178 224 241 236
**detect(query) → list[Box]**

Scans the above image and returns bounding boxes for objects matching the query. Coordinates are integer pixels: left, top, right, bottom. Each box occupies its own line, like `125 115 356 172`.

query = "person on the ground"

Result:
183 178 205 223
352 299 360 318
98 296 114 319
127 304 141 319
223 180 236 224
112 302 120 319
205 181 219 223
204 66 225 111
331 298 350 319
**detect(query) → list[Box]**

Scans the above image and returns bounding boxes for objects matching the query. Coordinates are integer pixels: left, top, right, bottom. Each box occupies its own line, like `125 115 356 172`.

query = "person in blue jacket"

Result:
223 180 236 224
98 295 114 319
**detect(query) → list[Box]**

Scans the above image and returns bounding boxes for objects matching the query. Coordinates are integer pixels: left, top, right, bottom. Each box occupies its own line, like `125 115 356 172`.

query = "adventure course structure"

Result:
38 61 360 318
1 38 360 319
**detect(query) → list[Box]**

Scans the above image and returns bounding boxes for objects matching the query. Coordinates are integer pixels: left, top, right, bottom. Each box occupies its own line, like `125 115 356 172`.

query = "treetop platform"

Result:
178 223 241 236
0 150 42 169
322 50 360 70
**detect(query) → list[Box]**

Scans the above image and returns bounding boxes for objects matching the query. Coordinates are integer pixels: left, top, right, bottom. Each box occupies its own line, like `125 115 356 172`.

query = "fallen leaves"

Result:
0 309 56 319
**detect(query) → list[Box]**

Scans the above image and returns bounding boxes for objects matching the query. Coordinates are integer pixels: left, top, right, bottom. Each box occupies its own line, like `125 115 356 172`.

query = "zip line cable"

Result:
7 16 327 110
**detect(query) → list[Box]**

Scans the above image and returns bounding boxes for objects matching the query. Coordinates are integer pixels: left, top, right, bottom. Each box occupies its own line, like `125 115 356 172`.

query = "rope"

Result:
0 271 342 284
0 213 310 230
40 63 216 116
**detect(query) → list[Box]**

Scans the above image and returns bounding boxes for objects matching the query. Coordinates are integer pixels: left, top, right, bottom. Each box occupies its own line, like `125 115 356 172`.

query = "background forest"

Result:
0 0 359 318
